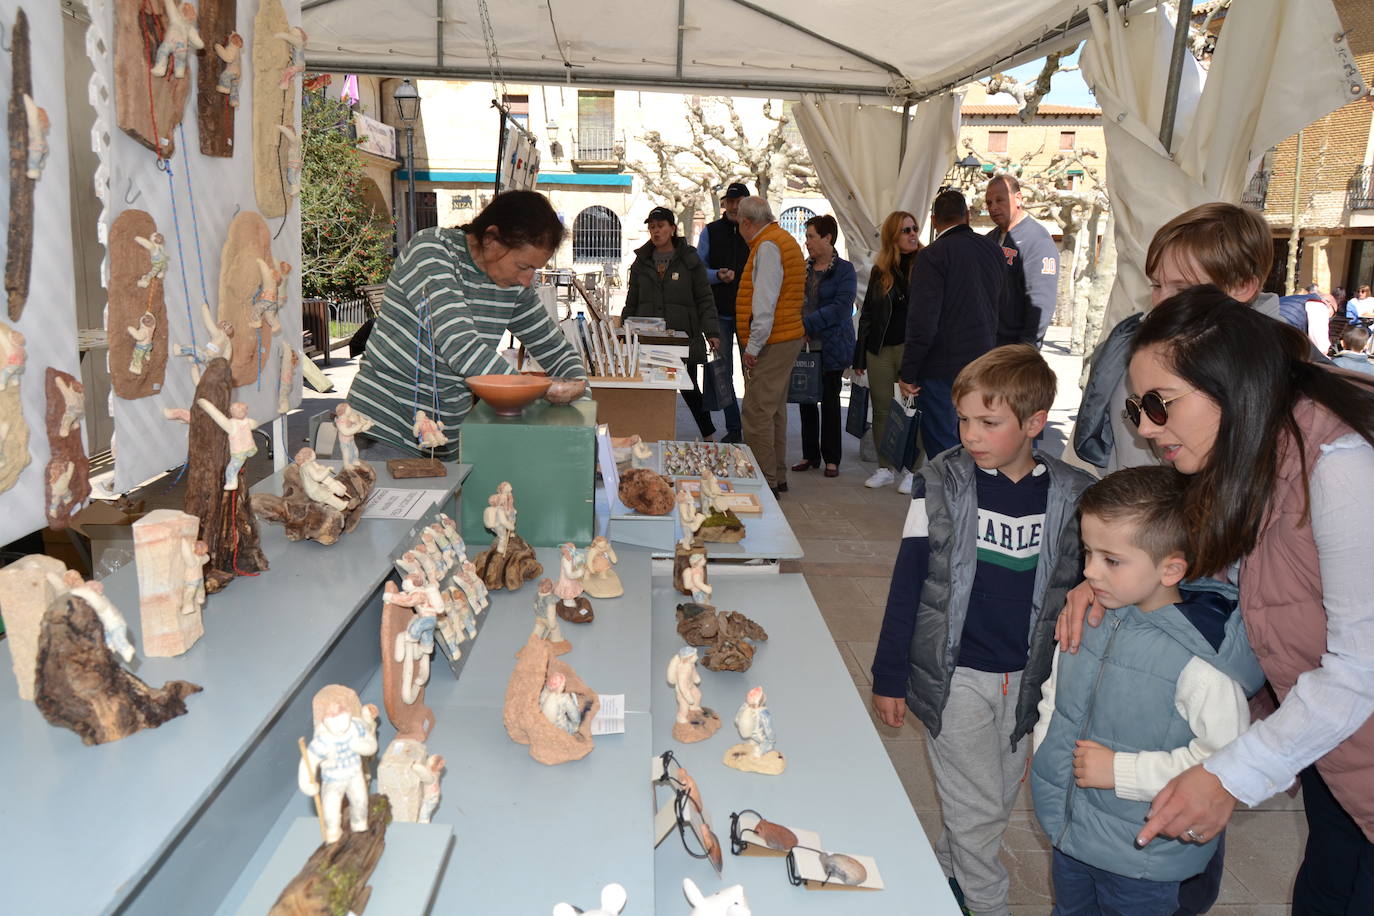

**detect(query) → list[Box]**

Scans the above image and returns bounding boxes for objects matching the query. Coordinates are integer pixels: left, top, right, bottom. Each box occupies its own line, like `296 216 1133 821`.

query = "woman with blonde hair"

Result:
853 210 922 492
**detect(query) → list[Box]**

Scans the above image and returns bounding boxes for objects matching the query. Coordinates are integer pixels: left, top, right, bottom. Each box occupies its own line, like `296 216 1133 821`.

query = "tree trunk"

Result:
269 795 391 916
1079 211 1116 360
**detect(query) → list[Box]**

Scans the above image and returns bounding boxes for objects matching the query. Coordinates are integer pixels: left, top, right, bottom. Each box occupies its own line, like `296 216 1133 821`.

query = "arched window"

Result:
779 206 817 246
572 206 622 263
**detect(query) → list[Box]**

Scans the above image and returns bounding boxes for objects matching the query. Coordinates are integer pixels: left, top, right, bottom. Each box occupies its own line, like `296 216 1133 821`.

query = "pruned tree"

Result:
982 48 1081 122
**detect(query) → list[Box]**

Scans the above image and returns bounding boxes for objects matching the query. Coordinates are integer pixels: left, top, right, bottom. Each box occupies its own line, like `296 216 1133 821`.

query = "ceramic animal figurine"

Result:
22 94 49 180
539 671 583 735
681 552 712 606
150 0 205 79
483 493 515 554
530 578 564 644
275 25 308 89
277 125 302 197
213 33 244 106
126 312 157 374
334 403 374 469
293 447 349 511
134 233 169 288
552 883 628 916
48 570 135 663
682 879 751 916
54 374 83 437
412 409 448 450
667 647 720 743
196 398 264 490
249 258 288 334
724 686 785 775
0 325 25 388
176 301 234 384
582 535 623 598
298 686 379 843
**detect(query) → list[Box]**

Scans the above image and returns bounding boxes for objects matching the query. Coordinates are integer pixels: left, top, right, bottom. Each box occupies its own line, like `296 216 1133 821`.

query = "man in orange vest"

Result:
735 197 807 494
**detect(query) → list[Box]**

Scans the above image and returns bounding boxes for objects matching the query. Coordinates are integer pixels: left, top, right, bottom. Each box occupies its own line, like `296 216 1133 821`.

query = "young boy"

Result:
1332 324 1374 376
871 345 1096 916
1031 467 1264 915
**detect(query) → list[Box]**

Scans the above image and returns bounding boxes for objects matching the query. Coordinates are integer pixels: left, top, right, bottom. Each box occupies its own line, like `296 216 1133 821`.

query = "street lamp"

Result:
394 79 421 244
944 153 983 190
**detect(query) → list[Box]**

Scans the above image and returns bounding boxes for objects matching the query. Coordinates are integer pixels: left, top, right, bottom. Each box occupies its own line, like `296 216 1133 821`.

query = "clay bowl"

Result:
468 374 552 416
544 377 588 405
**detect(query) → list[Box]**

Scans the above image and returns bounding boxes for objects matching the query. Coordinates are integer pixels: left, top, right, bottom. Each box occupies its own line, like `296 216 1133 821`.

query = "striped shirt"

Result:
348 229 586 459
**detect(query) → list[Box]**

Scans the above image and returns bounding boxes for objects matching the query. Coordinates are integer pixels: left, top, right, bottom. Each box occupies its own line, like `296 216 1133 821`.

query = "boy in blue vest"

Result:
1031 466 1264 914
872 344 1096 916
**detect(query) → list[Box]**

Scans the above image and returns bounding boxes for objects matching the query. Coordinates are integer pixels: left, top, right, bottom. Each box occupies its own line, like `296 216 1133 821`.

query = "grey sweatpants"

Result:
926 666 1028 916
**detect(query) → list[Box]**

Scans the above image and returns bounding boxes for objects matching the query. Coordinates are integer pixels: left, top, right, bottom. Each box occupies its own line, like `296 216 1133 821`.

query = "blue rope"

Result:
159 156 200 361
176 122 212 305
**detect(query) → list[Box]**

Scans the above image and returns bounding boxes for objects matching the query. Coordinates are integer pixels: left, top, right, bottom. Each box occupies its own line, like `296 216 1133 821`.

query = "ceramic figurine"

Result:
530 578 565 645
249 258 288 334
126 312 157 374
181 538 209 616
483 493 515 554
437 513 464 558
378 737 429 822
394 584 438 706
46 460 76 520
411 543 441 584
682 879 751 916
412 409 448 450
609 433 641 465
677 488 707 549
334 403 374 470
277 125 302 197
539 671 583 735
213 33 244 106
446 586 476 639
294 446 350 511
582 535 623 598
396 550 425 583
196 398 264 490
22 94 49 180
0 325 25 388
553 883 628 916
277 344 299 415
457 560 489 613
425 521 456 560
54 374 83 438
553 542 594 616
48 570 135 664
700 470 728 516
417 752 445 823
176 301 234 384
134 233 169 288
681 552 712 606
667 647 720 743
420 529 450 576
149 0 205 79
630 440 654 469
298 686 379 844
497 480 515 513
275 25 308 89
724 686 785 775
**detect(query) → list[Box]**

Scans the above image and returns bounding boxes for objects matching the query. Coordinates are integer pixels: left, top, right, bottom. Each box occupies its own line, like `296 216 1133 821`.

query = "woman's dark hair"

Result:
461 190 565 253
1132 285 1374 575
805 214 839 246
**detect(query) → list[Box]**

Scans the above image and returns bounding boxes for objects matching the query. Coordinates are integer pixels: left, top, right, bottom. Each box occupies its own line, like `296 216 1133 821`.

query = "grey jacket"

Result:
905 447 1096 748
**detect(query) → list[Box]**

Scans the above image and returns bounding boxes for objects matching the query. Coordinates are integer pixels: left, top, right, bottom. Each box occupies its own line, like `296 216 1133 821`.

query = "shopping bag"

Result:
877 387 921 471
786 344 823 404
845 379 870 438
702 354 733 412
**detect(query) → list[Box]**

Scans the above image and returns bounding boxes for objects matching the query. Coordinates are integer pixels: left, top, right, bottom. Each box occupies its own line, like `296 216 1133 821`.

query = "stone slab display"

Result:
0 554 67 700
134 508 205 657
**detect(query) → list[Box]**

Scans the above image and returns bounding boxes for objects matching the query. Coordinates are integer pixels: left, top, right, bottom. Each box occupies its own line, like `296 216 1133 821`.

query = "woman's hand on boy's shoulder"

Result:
872 693 906 729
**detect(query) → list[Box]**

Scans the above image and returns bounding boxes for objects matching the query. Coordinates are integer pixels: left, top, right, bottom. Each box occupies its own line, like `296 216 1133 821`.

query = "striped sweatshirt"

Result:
348 229 586 460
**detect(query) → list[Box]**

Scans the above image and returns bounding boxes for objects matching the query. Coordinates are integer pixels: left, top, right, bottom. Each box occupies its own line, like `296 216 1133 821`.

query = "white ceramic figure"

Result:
412 409 448 450
0 326 25 389
49 571 135 663
46 461 76 519
249 258 288 334
437 513 464 559
411 543 441 584
682 879 750 916
22 94 50 180
457 560 488 614
333 403 374 470
666 647 704 726
425 522 457 564
539 671 582 735
420 530 450 576
134 233 169 289
150 0 204 78
682 553 712 606
552 883 628 916
482 494 515 555
416 753 445 823
677 489 706 549
180 538 210 616
630 440 654 469
396 550 425 583
277 345 299 416
583 535 622 598
700 470 727 516
395 574 442 704
298 694 379 844
609 433 641 465
277 125 303 197
735 687 775 757
196 399 265 490
449 586 476 637
275 25 308 89
531 578 563 643
497 480 515 514
213 33 243 106
176 301 234 384
54 375 84 438
553 543 586 607
294 447 349 511
126 313 157 375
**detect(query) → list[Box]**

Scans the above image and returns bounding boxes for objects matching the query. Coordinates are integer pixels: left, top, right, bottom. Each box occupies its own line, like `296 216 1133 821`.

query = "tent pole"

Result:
676 0 686 78
436 0 444 68
1158 0 1194 154
898 101 911 165
722 0 902 77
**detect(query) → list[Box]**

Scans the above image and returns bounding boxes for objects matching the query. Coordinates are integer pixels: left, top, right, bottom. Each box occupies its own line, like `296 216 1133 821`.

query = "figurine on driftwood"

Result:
44 369 90 529
51 571 135 662
249 257 288 334
33 583 202 745
724 687 785 775
474 482 542 591
277 344 299 415
682 879 751 916
127 312 157 374
133 510 206 657
530 578 570 654
197 399 263 489
0 555 67 700
253 445 377 546
676 603 769 672
553 542 594 622
268 796 392 916
150 0 206 79
668 647 721 743
176 301 234 384
553 883 628 916
295 447 349 511
681 553 712 606
618 467 674 515
334 402 374 469
412 408 448 450
135 233 168 288
22 94 49 180
214 33 244 106
504 635 599 765
275 25 308 88
277 125 302 197
378 737 444 824
583 535 623 598
298 685 379 844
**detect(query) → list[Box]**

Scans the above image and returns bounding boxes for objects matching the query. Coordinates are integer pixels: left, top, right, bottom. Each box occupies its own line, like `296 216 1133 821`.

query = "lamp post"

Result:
944 153 983 192
394 79 421 244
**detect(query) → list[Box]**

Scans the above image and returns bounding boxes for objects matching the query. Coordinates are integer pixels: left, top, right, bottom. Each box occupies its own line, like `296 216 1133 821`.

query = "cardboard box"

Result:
589 387 678 441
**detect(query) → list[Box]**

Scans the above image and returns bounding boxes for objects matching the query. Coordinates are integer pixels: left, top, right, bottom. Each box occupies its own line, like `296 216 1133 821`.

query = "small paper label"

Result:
361 487 448 520
590 694 625 735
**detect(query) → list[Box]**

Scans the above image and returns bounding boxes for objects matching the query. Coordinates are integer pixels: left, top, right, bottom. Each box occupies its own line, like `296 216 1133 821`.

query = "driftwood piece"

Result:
473 533 542 592
252 461 377 545
114 0 191 156
33 593 202 745
676 602 769 672
253 0 291 218
194 0 236 157
380 593 435 742
503 634 599 766
618 467 675 515
5 8 32 319
0 554 67 700
217 210 274 387
183 358 268 592
108 210 170 399
0 319 31 493
268 795 391 916
44 369 91 528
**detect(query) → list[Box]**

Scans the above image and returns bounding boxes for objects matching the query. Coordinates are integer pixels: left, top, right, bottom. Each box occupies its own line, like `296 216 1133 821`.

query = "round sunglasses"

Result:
1123 389 1195 428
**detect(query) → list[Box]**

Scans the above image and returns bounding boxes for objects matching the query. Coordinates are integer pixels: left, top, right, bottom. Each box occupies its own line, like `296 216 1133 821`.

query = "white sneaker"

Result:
864 467 895 488
898 470 914 495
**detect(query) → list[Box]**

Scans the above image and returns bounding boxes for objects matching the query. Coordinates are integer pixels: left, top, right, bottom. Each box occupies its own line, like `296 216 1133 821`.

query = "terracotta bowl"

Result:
468 374 552 416
544 377 588 405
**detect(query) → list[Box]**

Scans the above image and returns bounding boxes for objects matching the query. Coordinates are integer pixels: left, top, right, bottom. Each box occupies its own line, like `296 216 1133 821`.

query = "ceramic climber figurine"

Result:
196 399 265 490
530 578 564 644
333 403 374 470
539 671 583 735
127 312 157 375
394 576 442 705
447 585 477 638
274 25 308 89
410 543 441 584
482 493 515 555
299 692 379 844
213 32 244 107
22 94 50 181
700 469 728 516
249 258 289 334
457 559 489 614
497 480 516 514
735 687 776 758
46 461 76 520
412 409 448 450
176 301 234 384
54 375 84 438
0 326 23 389
150 0 205 79
437 513 464 554
681 552 712 606
677 488 707 549
419 530 451 577
180 538 209 616
396 550 425 584
135 233 169 289
277 125 303 197
416 753 445 824
553 542 587 608
50 570 136 663
667 647 706 727
294 446 350 512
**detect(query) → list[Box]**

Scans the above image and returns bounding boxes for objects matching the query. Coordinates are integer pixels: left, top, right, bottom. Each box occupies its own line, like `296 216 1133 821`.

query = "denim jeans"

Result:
1051 848 1179 916
712 316 743 435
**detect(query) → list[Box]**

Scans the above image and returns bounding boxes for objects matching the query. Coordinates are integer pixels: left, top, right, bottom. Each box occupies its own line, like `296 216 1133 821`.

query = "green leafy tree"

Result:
300 90 393 299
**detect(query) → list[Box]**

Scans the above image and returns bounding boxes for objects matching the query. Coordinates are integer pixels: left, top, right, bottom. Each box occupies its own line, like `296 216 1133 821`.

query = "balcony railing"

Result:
1241 169 1271 210
571 128 624 171
1349 166 1374 211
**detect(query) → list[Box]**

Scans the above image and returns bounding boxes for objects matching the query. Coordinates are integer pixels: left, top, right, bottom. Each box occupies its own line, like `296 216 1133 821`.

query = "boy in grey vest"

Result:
1031 467 1264 914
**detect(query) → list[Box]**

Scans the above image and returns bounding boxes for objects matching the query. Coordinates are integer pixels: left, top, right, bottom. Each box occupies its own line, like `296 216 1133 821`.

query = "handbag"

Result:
701 354 733 412
786 343 823 405
877 385 921 471
845 378 870 438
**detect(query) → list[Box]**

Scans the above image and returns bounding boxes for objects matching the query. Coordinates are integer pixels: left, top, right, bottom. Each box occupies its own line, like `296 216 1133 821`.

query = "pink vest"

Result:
1240 399 1374 841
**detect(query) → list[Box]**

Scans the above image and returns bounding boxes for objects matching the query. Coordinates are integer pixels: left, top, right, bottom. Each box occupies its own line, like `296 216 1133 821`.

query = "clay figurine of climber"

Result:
180 538 210 616
412 409 448 450
176 301 234 385
275 26 308 89
294 446 350 512
127 312 157 375
135 233 169 289
334 402 374 470
483 493 515 555
298 691 379 844
23 94 50 181
213 33 244 106
49 570 136 664
0 326 25 390
277 125 303 197
249 258 289 334
196 399 265 490
54 375 84 438
46 461 76 520
150 0 205 80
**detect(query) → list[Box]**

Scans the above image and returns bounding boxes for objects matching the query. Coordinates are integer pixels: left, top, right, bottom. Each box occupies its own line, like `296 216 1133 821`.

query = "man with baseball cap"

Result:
694 182 753 442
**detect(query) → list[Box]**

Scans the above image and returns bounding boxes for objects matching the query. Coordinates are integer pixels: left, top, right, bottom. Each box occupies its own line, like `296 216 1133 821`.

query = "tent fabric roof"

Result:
302 0 1149 101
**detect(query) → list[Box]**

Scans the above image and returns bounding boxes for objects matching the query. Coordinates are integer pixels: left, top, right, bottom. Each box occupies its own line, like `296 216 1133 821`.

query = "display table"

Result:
595 477 802 561
0 462 470 916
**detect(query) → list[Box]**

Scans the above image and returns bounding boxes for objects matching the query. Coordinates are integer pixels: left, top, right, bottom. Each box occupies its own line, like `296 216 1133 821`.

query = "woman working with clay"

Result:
348 191 587 460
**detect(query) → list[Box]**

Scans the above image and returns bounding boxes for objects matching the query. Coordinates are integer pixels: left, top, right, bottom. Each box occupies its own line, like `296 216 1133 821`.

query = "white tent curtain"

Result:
1083 0 1366 337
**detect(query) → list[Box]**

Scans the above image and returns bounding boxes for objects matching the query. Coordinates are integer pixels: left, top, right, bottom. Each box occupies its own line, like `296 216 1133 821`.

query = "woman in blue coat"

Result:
792 215 857 477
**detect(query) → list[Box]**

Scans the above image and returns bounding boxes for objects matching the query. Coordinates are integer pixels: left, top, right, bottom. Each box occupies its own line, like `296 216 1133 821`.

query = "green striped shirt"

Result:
348 229 586 460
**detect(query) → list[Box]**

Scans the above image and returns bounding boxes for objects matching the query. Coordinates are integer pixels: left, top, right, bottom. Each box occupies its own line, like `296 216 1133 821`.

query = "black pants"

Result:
1173 832 1225 915
1293 765 1374 914
797 369 844 467
681 361 716 439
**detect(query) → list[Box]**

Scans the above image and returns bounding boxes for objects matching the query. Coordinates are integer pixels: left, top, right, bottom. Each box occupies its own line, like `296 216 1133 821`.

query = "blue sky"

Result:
988 48 1098 108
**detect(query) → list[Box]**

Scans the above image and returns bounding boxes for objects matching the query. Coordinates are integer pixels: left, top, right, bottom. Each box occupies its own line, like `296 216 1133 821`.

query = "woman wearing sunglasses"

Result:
1062 285 1374 913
